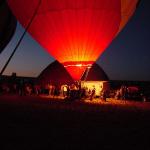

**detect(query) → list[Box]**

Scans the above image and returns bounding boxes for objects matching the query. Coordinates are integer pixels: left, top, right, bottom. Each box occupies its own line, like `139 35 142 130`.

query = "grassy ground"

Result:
0 95 150 149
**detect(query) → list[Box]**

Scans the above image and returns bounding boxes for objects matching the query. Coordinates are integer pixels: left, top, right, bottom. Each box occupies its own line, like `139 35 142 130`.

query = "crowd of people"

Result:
0 79 108 101
0 78 148 102
113 85 148 101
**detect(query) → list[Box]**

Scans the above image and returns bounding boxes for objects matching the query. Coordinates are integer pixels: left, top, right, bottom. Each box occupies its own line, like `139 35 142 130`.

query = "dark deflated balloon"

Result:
0 0 17 53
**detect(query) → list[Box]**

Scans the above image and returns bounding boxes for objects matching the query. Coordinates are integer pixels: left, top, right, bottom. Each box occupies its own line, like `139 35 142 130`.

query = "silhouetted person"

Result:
18 79 25 96
90 86 95 100
102 90 107 102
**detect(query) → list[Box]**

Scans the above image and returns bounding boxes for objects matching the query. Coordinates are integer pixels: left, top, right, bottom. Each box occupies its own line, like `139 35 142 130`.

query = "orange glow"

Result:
8 0 139 80
75 64 82 67
118 0 139 34
63 61 93 80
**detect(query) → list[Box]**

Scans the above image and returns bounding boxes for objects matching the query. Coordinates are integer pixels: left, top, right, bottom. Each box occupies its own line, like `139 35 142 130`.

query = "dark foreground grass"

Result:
0 95 150 149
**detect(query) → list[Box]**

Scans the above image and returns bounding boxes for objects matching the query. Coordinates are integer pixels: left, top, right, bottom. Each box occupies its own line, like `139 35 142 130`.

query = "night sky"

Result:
0 0 150 81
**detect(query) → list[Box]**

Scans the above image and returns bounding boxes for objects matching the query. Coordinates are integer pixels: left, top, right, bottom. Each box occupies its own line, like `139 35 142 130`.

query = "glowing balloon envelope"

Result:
7 0 139 80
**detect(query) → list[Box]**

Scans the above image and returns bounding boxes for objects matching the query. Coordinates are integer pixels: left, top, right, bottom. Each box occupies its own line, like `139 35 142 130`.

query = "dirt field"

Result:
0 95 150 149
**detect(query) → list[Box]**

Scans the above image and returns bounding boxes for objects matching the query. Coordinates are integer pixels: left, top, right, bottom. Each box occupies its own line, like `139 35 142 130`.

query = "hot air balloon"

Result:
0 0 17 53
7 0 139 80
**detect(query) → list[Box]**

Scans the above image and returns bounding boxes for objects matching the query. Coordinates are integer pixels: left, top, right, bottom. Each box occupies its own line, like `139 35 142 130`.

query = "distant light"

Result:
64 63 92 68
76 64 82 67
87 66 92 69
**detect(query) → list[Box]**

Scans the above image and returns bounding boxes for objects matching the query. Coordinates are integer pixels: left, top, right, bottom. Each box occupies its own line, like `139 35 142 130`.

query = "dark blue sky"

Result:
0 0 150 81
